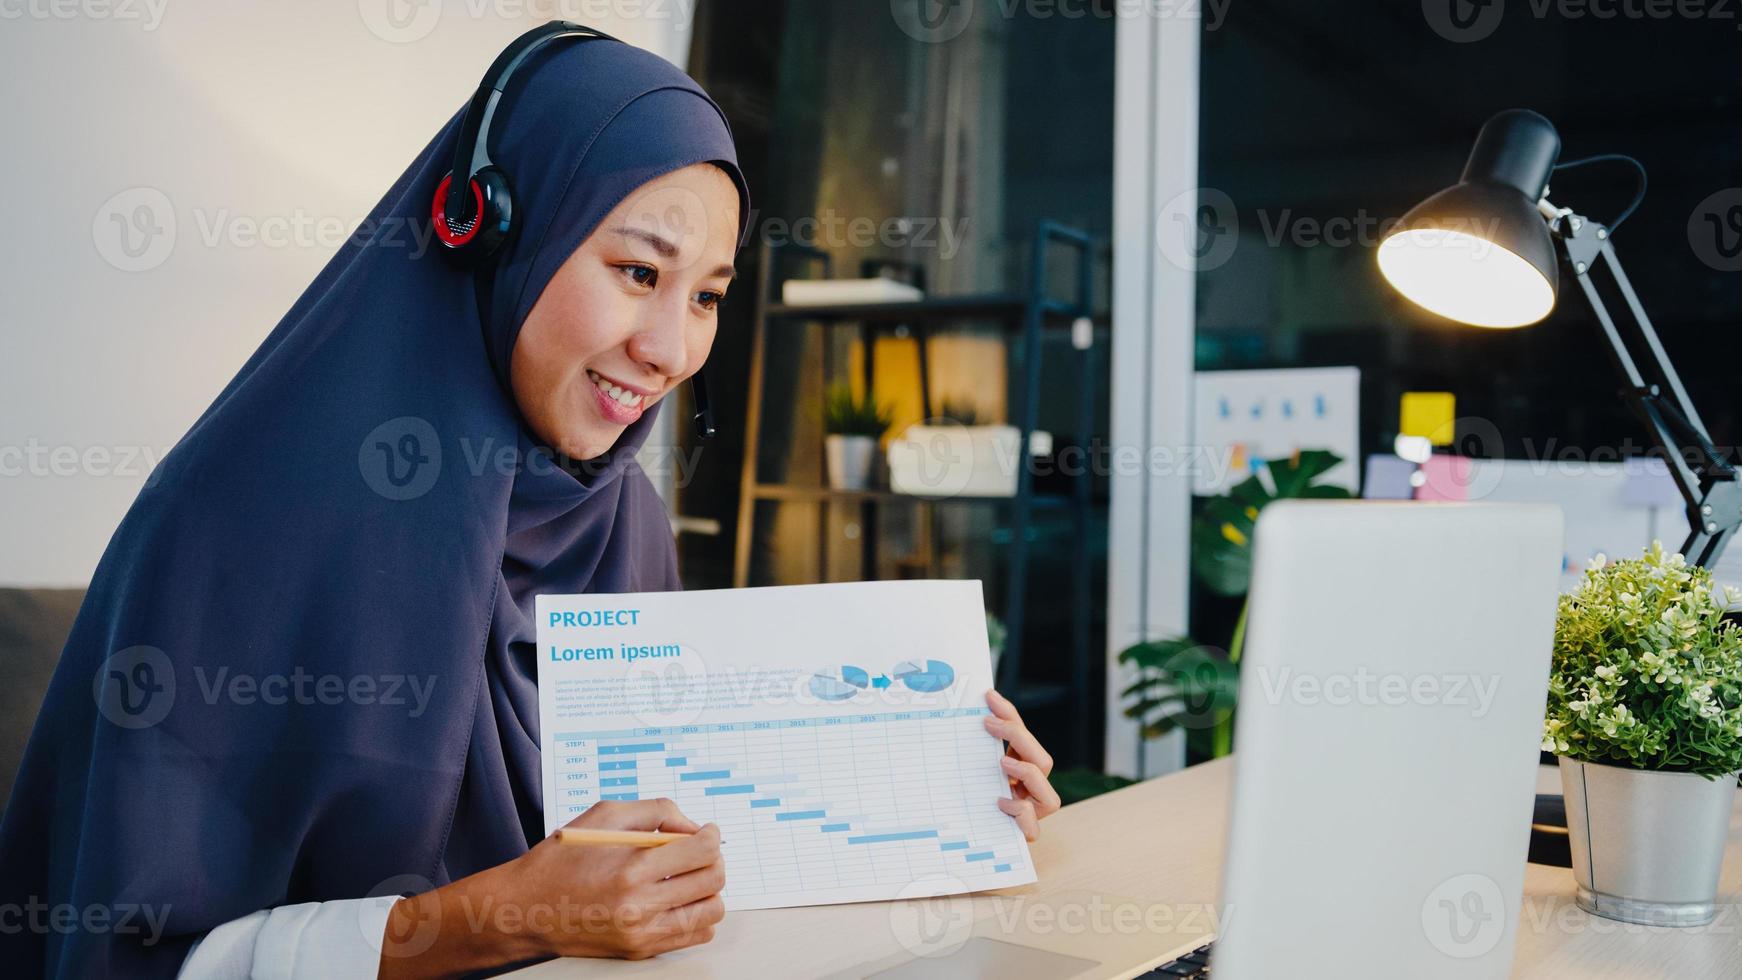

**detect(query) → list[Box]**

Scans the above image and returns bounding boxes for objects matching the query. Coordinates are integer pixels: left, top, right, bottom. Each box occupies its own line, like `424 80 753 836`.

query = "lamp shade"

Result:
1378 109 1562 328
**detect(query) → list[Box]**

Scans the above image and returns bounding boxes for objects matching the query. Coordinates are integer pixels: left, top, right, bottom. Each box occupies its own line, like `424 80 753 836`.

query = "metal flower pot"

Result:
1559 756 1737 926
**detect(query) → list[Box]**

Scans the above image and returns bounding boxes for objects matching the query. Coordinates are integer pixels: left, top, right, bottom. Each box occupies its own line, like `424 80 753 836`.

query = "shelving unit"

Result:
732 221 1101 754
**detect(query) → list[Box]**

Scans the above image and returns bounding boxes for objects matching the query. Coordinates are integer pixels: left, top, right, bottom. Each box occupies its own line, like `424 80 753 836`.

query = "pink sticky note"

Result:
1416 454 1473 501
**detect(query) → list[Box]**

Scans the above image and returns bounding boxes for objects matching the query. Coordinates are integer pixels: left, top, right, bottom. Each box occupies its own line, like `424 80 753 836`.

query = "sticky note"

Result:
1416 454 1473 501
1400 392 1456 446
1363 454 1418 500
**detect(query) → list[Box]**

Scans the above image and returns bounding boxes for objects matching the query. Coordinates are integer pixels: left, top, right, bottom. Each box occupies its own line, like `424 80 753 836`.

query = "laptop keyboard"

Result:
1139 942 1213 977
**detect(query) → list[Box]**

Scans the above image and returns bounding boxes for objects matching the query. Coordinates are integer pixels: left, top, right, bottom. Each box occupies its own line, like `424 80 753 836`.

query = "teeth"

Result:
588 370 644 408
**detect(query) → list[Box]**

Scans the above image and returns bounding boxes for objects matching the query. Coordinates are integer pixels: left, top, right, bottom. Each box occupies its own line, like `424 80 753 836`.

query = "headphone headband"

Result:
433 22 718 440
442 22 618 226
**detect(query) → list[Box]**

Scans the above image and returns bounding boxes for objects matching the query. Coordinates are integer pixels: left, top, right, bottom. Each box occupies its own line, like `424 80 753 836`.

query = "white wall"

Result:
0 1 694 586
1106 11 1200 778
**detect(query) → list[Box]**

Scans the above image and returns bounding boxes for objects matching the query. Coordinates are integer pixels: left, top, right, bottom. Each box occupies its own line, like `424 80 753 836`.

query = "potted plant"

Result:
1543 542 1742 926
1120 450 1352 754
938 398 981 426
822 383 891 491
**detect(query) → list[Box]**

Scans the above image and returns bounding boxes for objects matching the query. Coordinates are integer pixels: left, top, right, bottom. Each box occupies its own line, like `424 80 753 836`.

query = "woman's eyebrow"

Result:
613 224 735 278
615 226 679 257
614 226 736 280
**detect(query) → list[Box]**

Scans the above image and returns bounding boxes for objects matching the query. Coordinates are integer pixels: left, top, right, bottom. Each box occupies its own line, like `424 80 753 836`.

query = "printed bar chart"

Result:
538 580 1035 910
549 707 1031 910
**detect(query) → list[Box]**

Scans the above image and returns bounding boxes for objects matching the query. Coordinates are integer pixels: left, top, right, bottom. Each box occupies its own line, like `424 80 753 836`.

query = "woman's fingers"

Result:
983 694 1054 777
637 797 704 834
998 795 1042 842
985 691 1060 838
572 797 704 834
636 823 721 882
1000 755 1062 817
645 862 728 915
986 688 1023 723
644 895 726 950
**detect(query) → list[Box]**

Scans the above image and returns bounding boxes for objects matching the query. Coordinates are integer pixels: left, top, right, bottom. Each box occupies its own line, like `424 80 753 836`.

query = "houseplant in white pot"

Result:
1542 542 1742 926
822 383 891 491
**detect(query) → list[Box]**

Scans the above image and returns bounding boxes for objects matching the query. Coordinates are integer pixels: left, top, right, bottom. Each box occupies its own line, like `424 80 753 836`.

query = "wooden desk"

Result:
509 760 1742 979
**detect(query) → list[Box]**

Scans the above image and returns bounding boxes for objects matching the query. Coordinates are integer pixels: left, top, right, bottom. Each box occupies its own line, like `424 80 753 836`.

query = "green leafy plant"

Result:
985 611 1007 656
823 383 893 437
1049 768 1137 806
1118 638 1239 740
1190 449 1356 598
938 398 982 426
1121 450 1354 756
1542 542 1742 778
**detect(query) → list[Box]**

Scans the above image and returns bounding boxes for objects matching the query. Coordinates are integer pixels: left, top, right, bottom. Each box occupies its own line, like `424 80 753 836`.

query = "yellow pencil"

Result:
555 828 691 848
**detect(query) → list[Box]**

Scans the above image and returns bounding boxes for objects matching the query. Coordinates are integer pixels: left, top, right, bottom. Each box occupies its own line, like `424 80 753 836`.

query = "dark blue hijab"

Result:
0 35 745 977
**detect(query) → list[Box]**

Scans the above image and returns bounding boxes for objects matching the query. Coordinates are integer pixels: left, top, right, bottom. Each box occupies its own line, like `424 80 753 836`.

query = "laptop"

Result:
854 500 1563 980
1150 500 1563 979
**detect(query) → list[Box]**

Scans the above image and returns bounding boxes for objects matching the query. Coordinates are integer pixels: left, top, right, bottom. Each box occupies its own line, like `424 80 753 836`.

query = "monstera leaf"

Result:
1117 637 1239 740
1190 450 1353 597
1121 449 1356 759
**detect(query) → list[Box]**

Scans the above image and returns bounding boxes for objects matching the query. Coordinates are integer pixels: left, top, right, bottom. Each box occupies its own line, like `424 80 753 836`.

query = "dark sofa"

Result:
0 588 83 810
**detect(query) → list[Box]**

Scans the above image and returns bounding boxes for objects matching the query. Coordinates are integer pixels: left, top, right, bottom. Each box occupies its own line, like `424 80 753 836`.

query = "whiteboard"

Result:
1192 367 1361 495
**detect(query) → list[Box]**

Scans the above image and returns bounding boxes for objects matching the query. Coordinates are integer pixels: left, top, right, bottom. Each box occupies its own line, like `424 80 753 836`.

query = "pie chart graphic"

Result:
810 665 870 702
892 659 955 693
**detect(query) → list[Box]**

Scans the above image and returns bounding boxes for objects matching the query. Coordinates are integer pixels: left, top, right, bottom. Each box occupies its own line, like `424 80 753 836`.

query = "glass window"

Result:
687 0 1116 768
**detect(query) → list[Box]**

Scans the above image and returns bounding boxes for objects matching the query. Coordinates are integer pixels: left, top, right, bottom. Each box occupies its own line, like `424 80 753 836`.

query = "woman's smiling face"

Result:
512 162 740 461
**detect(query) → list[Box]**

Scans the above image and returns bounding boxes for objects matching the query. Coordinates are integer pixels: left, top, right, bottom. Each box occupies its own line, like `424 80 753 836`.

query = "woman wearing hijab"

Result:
0 25 1061 979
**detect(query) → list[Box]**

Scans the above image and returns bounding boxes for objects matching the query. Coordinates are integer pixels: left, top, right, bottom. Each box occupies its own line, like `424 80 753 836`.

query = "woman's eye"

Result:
620 264 658 289
698 290 725 310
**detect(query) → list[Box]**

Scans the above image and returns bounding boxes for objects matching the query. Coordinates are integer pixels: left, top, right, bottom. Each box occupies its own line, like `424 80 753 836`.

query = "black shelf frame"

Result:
730 221 1102 754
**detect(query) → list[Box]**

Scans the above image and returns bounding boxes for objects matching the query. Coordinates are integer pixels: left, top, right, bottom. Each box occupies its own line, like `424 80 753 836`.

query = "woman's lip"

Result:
591 380 645 426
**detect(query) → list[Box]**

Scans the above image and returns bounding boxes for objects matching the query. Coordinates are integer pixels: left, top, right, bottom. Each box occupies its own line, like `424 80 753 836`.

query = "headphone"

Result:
434 21 716 440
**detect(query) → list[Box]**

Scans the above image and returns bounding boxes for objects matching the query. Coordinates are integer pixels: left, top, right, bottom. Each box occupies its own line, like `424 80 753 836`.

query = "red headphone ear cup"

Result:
432 175 486 250
432 171 514 265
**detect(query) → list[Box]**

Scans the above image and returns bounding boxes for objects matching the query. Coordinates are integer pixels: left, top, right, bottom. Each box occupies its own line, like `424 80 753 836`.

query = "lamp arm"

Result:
1550 207 1742 569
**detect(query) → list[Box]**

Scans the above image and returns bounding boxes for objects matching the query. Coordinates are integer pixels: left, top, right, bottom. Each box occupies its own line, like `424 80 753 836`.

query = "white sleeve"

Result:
176 896 399 980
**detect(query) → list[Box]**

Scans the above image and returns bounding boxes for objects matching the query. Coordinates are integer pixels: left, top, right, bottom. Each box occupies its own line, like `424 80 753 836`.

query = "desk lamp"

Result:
1376 108 1742 865
1379 109 1739 565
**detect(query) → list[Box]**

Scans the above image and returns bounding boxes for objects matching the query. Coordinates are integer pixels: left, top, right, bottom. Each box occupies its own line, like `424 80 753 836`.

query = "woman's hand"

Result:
515 800 726 960
985 689 1063 841
379 798 725 979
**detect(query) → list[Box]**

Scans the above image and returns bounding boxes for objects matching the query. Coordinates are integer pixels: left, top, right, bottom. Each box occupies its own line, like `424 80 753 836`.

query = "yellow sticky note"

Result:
1400 392 1456 446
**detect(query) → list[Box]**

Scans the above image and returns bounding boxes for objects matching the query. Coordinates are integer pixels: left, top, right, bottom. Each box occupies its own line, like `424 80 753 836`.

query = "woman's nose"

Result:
624 300 689 381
